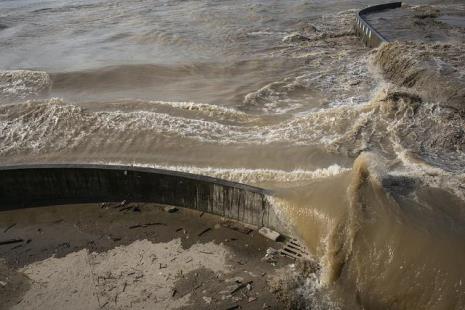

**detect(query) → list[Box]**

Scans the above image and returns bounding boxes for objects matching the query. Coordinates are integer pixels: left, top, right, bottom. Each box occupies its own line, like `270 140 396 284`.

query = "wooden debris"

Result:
129 223 166 229
226 305 240 310
199 251 213 254
0 239 23 246
222 221 253 235
231 281 253 295
197 227 211 237
111 200 127 209
3 223 16 233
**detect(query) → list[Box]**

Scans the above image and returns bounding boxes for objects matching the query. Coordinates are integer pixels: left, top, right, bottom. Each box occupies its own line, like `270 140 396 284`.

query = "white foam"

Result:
242 78 305 114
91 161 350 185
392 145 465 201
148 100 250 120
248 31 285 36
0 99 369 155
0 70 51 101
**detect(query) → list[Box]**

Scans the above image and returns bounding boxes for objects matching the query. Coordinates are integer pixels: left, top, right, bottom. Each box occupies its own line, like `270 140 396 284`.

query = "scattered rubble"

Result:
258 227 280 241
268 259 326 309
231 280 253 295
262 248 280 265
164 206 178 213
0 203 293 309
221 220 254 235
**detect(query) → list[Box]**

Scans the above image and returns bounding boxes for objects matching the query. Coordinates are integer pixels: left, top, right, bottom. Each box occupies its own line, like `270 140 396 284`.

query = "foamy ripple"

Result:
148 100 250 120
92 161 350 185
0 70 51 101
0 99 368 155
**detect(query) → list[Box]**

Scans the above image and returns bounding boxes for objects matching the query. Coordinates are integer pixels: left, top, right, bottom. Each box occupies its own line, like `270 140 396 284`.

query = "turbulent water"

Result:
1 0 465 309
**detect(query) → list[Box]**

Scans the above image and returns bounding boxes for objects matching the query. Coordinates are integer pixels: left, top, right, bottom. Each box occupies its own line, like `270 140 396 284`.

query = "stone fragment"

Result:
258 227 280 241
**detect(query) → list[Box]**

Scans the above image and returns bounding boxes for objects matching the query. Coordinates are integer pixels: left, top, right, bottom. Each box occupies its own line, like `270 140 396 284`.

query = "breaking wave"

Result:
0 97 371 156
1 3 465 310
265 39 465 309
91 161 350 185
277 152 465 309
373 41 465 112
148 100 249 119
0 70 51 101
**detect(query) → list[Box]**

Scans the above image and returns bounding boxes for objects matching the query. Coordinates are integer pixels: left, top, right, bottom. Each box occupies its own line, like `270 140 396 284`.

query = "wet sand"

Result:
0 203 293 309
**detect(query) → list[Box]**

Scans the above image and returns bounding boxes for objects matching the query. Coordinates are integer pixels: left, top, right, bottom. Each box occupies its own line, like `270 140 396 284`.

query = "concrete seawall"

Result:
0 164 289 235
355 2 402 48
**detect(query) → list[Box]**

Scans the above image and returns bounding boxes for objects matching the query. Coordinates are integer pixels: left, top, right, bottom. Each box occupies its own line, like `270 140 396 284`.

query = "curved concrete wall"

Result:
355 2 402 48
0 164 288 235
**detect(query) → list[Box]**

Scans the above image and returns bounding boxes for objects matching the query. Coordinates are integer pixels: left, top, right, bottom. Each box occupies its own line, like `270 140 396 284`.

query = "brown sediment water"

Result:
279 153 465 308
1 0 465 309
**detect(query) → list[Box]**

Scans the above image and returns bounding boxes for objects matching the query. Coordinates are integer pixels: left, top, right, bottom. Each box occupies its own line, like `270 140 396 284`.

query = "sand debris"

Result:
13 238 230 310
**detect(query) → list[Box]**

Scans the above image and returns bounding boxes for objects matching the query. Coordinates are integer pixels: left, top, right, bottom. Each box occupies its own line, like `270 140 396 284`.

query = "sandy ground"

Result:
0 203 293 309
14 239 232 309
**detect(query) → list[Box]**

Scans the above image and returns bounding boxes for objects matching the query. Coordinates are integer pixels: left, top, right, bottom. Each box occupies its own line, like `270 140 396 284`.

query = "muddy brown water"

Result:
1 0 465 308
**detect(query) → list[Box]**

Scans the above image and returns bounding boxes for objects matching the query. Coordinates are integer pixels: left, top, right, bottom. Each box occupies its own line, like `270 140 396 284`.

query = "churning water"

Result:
1 0 465 308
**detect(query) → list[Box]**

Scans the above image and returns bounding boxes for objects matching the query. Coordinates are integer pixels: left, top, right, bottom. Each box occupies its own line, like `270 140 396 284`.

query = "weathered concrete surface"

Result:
259 227 281 242
355 2 402 48
0 164 289 235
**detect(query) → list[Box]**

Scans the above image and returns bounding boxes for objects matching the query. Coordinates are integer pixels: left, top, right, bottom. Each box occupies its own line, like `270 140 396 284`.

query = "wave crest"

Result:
0 70 51 102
